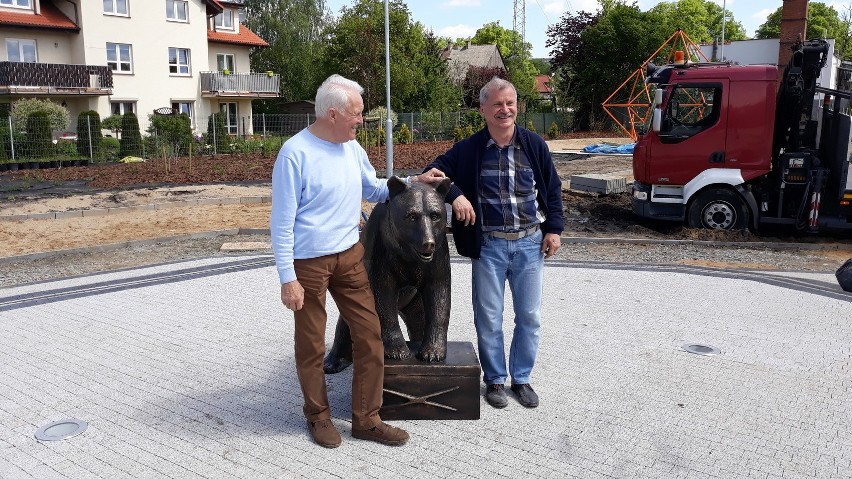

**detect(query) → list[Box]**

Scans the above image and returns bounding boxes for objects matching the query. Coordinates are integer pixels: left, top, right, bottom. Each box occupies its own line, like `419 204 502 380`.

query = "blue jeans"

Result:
471 229 543 385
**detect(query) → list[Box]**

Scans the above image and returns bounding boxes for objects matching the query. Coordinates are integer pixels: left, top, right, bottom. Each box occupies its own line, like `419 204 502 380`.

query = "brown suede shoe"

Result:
352 422 410 446
307 419 341 448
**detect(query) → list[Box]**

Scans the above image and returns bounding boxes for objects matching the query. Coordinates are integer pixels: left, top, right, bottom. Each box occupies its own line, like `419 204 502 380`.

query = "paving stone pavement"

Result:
1 254 851 479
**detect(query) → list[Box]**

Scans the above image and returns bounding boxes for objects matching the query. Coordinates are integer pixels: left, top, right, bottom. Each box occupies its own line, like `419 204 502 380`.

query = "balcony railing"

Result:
200 71 280 98
0 62 113 95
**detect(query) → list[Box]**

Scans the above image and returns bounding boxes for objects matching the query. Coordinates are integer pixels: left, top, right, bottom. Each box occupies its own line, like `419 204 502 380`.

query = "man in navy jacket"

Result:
426 77 564 409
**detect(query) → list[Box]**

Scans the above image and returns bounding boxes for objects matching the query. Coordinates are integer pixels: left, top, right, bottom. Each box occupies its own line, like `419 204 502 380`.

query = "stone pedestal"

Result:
380 341 480 420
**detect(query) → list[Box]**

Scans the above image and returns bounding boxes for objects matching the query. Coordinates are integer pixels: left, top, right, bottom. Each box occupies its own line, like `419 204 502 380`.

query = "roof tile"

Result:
207 24 268 47
0 2 78 31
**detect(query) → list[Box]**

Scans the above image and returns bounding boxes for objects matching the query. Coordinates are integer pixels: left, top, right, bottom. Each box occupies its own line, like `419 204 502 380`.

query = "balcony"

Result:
0 62 113 96
200 71 280 98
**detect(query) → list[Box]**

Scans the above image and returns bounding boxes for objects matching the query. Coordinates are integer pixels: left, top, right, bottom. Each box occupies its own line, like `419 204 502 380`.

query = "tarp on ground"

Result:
582 143 635 154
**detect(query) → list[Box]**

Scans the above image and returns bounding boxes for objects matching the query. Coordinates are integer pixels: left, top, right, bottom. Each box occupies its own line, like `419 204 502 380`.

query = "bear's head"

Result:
384 176 452 262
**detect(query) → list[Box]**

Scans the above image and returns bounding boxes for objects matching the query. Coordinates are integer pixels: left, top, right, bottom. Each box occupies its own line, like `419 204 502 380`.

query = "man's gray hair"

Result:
479 77 517 105
315 74 364 119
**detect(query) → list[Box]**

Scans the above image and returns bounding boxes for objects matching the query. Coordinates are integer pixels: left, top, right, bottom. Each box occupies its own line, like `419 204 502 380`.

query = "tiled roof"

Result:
208 24 268 47
0 2 78 31
443 43 505 83
535 75 552 94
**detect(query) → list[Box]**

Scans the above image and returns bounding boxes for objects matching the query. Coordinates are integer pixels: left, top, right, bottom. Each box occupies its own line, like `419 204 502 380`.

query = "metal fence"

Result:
249 111 575 141
0 110 574 171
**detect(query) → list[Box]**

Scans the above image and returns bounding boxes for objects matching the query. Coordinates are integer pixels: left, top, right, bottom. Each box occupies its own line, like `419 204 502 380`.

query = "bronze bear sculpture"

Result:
323 176 452 373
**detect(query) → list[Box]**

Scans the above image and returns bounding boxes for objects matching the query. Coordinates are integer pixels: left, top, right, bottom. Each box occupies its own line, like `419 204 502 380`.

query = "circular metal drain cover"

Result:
682 343 721 356
35 419 88 441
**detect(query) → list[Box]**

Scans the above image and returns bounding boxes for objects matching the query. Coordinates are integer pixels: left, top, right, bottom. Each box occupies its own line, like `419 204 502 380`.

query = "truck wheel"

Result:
687 188 749 230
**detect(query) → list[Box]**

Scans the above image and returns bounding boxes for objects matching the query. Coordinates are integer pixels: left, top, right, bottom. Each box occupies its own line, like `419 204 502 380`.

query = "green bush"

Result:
526 120 536 133
547 121 560 140
395 123 412 144
101 137 120 161
148 113 192 157
0 124 10 160
453 125 465 141
120 113 143 157
77 111 103 159
463 124 474 137
366 106 397 129
205 113 229 153
11 98 69 133
25 112 53 158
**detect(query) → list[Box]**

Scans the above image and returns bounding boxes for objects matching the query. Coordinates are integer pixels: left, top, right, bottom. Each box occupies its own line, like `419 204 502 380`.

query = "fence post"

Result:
87 115 93 160
212 113 217 155
242 116 247 139
262 113 267 138
8 116 15 161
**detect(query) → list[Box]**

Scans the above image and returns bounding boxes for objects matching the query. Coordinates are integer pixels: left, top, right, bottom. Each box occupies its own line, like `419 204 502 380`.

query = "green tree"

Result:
76 111 103 159
323 0 459 112
650 0 747 44
756 2 848 58
241 0 331 109
119 113 143 157
547 3 672 130
11 98 69 133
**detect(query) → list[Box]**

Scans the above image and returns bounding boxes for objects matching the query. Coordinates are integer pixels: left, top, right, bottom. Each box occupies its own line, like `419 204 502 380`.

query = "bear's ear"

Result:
388 176 407 199
434 177 452 197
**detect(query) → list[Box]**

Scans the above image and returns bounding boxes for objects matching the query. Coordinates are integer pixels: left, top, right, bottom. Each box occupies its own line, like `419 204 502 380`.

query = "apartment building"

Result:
0 0 277 135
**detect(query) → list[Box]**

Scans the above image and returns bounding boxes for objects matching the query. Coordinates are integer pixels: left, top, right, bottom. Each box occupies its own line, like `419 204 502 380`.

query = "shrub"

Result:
205 113 229 153
547 121 560 140
25 112 53 158
120 113 143 157
101 115 122 137
395 123 412 144
11 98 69 132
463 124 474 137
453 125 465 141
101 137 120 161
148 113 192 157
526 120 536 133
77 111 103 159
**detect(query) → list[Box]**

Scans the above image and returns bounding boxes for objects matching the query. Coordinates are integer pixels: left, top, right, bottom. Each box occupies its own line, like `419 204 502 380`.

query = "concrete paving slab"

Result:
0 255 850 478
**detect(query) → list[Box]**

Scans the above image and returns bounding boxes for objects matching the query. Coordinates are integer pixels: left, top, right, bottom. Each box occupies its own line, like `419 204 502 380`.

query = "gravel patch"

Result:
1 233 846 289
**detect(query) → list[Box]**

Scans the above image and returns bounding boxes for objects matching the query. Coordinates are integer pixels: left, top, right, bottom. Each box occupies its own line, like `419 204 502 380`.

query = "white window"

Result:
168 47 190 75
106 43 132 73
220 102 237 135
216 54 235 73
214 10 233 30
172 101 194 127
103 0 128 16
6 39 36 63
110 102 135 116
166 0 187 22
0 0 31 8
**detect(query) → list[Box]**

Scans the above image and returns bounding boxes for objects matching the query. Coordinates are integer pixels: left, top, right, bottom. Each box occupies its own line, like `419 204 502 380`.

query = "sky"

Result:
323 0 852 58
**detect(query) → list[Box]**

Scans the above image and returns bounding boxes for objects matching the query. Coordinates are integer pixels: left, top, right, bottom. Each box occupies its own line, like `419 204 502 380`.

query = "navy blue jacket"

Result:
426 126 564 259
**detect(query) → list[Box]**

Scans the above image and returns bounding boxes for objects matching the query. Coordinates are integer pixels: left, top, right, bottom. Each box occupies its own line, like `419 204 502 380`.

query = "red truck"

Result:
631 39 852 233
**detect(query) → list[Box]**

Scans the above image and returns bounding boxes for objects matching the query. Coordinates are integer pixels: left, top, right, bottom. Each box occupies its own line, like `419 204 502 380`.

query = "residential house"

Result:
0 0 277 136
534 74 553 104
441 42 505 86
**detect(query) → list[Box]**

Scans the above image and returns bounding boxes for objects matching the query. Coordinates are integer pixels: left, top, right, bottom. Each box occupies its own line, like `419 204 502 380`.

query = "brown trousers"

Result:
292 242 384 429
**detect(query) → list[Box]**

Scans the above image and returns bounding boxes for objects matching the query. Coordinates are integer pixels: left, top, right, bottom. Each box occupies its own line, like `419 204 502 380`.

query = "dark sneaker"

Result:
485 383 508 408
307 419 342 448
352 422 409 446
511 383 539 408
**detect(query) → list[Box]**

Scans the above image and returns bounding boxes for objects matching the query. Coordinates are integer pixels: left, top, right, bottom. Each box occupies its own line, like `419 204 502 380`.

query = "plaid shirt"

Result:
480 133 546 232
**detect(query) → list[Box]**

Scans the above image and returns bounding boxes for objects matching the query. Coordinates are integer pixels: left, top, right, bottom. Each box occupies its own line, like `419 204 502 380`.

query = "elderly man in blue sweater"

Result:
426 77 564 410
270 74 443 448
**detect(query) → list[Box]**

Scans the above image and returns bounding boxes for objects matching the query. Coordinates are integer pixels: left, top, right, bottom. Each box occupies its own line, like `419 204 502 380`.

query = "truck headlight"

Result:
633 190 648 201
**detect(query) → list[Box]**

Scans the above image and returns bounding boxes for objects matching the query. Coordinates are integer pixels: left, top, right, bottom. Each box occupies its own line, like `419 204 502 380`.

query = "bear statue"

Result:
323 176 452 373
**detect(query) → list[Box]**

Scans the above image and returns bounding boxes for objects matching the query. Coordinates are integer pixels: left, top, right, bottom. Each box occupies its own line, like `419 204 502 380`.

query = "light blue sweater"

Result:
270 128 388 284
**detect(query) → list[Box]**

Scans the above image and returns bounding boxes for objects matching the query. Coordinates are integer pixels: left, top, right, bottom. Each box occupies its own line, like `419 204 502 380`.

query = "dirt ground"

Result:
0 135 848 261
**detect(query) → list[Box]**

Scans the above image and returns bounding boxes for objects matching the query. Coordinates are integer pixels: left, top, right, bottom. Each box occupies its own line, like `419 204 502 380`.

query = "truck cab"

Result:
632 40 852 233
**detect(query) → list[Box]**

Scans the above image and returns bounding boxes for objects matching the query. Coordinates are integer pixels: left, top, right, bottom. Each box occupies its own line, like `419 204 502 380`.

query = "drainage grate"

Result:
681 343 721 356
35 419 88 441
